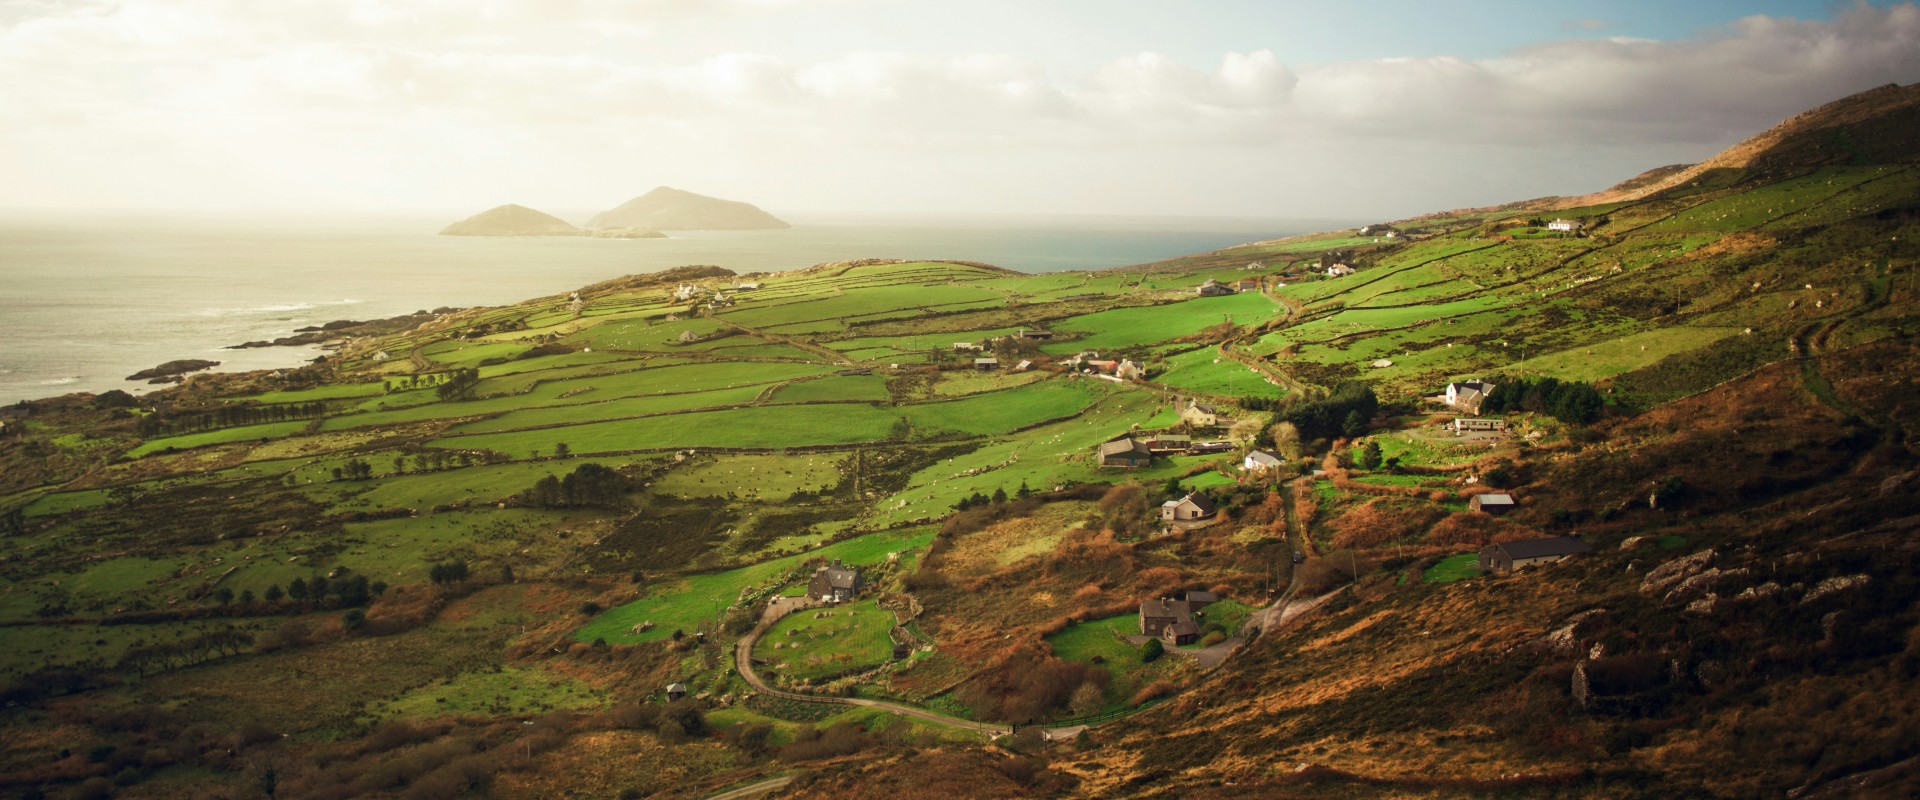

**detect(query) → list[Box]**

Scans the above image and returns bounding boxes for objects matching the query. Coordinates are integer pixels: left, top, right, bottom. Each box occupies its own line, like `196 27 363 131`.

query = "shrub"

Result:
1141 638 1164 663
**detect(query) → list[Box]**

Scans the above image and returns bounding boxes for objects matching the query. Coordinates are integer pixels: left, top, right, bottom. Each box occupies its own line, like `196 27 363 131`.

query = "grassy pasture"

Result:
1041 294 1280 353
930 369 1050 397
448 385 768 434
434 403 902 457
651 453 847 501
365 665 606 719
1423 553 1482 583
579 526 935 644
755 598 896 682
420 340 530 367
230 382 386 405
900 379 1103 437
1521 326 1743 382
720 284 1005 330
323 361 832 431
1154 348 1282 398
128 421 312 457
771 375 889 403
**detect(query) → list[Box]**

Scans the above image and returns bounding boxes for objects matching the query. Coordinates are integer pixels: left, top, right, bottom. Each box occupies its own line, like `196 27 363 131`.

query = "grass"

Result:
754 598 896 682
900 379 1104 437
447 385 768 434
651 453 847 501
1041 293 1281 353
127 420 312 457
1044 613 1184 713
578 526 935 644
1154 348 1283 398
433 403 904 457
365 665 607 719
1520 327 1743 382
1423 553 1482 583
771 375 889 403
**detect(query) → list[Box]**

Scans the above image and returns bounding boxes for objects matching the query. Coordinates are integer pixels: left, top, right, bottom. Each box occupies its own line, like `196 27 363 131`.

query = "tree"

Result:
1069 680 1106 718
265 584 284 602
1342 409 1369 438
1141 638 1164 663
213 587 234 605
554 442 570 458
1228 416 1264 448
1016 481 1033 499
500 565 515 583
1355 440 1383 471
991 487 1008 504
286 578 308 601
1268 422 1302 459
342 609 366 630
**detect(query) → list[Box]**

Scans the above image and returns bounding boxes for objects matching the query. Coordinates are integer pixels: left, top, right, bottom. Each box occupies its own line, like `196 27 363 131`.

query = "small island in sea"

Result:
439 203 665 238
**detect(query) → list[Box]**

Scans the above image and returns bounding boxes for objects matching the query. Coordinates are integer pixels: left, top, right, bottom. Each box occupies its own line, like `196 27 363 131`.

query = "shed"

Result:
974 357 1000 371
665 682 688 701
1097 438 1153 469
1479 536 1591 573
1470 493 1517 514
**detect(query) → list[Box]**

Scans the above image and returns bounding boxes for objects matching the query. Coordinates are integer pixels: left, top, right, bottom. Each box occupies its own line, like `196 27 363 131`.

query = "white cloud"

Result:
1 1 1917 217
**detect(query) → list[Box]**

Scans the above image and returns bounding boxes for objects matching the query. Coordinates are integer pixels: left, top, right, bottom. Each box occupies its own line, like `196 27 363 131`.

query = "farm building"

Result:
1470 493 1517 514
1444 380 1497 415
1243 450 1285 471
1548 219 1582 232
1236 278 1261 292
808 560 863 602
1189 440 1234 454
954 342 984 352
1326 264 1355 277
677 330 704 344
1162 619 1201 647
1161 492 1219 529
1114 358 1146 380
1184 590 1219 604
665 682 688 701
1142 432 1192 453
1197 278 1235 296
974 357 999 371
1453 418 1509 433
1139 597 1193 636
1016 327 1055 340
1181 401 1222 428
1096 438 1153 469
1012 359 1033 372
1479 536 1592 573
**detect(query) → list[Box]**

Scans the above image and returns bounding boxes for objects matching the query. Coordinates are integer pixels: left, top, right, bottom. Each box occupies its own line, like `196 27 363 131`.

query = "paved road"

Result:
705 775 793 800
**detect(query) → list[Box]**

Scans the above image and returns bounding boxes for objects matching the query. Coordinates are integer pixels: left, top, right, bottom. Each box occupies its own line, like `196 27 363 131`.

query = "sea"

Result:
0 212 1352 403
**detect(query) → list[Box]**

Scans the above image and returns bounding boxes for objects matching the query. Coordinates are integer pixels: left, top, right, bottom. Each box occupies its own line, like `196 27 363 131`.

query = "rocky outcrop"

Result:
126 359 219 381
1640 549 1717 596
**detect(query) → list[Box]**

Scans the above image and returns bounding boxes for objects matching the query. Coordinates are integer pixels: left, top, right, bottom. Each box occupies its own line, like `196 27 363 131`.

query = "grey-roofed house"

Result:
1243 449 1285 471
1470 492 1517 514
1097 438 1153 469
1161 492 1219 529
665 682 688 701
1184 590 1219 605
974 357 999 371
1139 597 1192 636
1479 536 1591 573
1197 278 1234 296
1445 380 1497 415
808 559 863 602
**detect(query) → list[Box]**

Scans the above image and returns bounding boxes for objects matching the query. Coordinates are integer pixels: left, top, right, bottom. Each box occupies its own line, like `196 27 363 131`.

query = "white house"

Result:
1326 264 1355 277
1243 450 1285 471
1445 380 1497 415
1160 493 1219 529
1547 219 1582 232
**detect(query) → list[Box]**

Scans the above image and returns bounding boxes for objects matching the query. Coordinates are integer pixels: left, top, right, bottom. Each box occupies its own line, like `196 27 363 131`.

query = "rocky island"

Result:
587 186 789 230
124 359 220 383
439 204 667 239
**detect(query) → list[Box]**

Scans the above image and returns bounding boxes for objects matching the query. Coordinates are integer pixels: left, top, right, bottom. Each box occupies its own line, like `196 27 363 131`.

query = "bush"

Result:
1141 638 1164 663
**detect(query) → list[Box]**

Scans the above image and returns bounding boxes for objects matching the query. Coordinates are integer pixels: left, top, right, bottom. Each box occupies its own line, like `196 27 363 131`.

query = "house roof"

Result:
1190 403 1218 414
1184 590 1219 604
1140 597 1190 619
1494 536 1591 560
815 563 859 590
1246 450 1284 466
1098 438 1149 458
1176 492 1217 515
975 357 998 364
1164 619 1201 637
1149 433 1193 444
666 682 687 693
1475 493 1516 506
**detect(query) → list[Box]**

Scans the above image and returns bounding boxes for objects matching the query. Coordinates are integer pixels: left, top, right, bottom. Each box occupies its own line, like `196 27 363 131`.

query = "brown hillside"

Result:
1559 82 1920 207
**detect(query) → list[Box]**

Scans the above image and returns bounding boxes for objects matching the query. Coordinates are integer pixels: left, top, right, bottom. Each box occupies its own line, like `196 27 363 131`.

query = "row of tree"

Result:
1271 382 1379 444
434 368 481 401
518 463 630 508
1480 376 1606 424
135 401 326 438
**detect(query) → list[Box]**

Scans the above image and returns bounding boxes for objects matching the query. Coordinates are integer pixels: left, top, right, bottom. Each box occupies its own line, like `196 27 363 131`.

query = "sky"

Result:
2 0 1918 221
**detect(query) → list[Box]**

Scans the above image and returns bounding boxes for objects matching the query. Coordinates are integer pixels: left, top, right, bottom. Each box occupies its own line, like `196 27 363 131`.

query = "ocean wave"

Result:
199 298 364 317
39 376 80 386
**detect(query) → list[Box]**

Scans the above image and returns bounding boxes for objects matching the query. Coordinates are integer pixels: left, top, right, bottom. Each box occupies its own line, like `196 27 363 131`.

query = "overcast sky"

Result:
3 0 1918 221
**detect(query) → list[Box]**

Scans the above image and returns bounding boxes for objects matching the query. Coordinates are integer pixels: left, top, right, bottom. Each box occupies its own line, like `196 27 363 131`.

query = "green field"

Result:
1154 348 1282 397
771 375 890 403
1423 553 1482 583
1042 293 1281 353
578 527 935 644
433 403 904 457
754 598 896 682
901 379 1104 437
365 666 607 719
128 420 312 457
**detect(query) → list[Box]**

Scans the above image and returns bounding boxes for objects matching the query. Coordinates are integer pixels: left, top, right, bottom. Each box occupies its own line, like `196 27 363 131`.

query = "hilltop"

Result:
439 203 590 237
587 186 791 231
0 85 1915 799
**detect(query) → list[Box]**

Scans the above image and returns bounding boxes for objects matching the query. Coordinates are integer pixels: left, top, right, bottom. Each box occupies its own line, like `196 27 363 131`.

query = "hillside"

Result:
586 186 790 231
439 204 591 237
0 86 1916 799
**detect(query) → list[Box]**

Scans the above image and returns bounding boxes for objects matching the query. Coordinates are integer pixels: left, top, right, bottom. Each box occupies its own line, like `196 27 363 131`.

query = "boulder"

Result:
1640 549 1717 595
